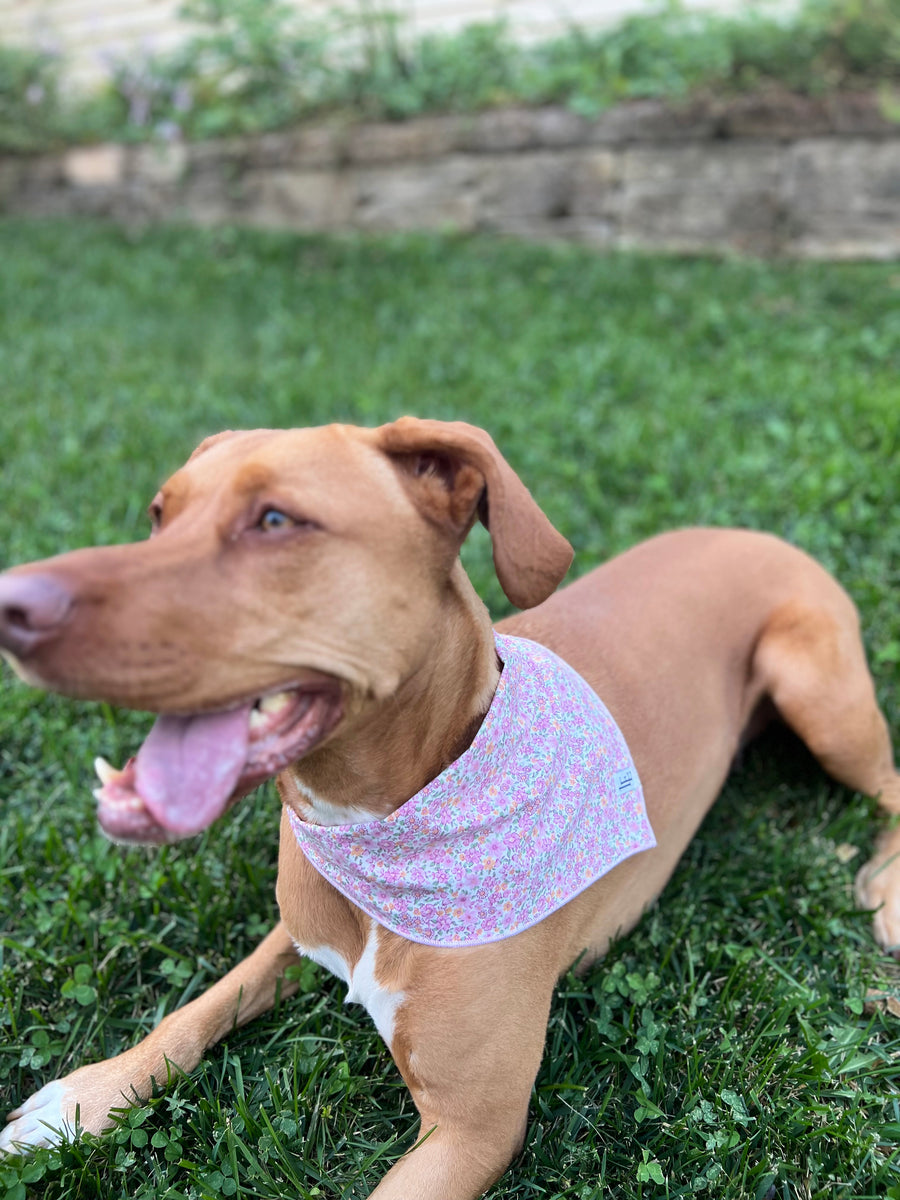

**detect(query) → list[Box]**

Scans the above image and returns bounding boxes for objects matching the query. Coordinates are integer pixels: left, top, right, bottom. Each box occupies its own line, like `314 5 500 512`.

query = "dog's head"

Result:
0 418 572 842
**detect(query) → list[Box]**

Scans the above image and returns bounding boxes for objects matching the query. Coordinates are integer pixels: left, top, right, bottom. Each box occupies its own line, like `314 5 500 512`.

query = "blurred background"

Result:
2 0 757 93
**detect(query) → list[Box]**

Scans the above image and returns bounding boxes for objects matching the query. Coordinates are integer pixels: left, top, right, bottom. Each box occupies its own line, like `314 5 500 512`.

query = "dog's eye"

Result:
258 508 293 532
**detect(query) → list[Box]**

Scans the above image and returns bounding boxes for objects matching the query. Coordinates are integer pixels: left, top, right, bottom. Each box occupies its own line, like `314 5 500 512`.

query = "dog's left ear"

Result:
375 416 573 609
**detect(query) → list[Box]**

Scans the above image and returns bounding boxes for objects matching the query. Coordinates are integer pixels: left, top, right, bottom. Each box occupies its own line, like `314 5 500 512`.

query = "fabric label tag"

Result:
614 767 637 795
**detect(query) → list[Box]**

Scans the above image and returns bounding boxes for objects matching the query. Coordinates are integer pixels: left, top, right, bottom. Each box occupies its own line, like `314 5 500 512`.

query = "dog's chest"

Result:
294 920 405 1048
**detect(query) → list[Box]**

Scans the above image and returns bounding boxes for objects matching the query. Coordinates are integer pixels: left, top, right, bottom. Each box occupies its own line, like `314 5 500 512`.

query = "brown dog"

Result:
0 417 898 1198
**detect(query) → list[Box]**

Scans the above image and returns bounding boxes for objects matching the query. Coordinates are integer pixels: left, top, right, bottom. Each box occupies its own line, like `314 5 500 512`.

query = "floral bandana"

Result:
287 633 655 948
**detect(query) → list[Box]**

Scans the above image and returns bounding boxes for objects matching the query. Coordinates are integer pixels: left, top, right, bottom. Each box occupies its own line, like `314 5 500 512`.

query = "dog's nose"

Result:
0 573 72 657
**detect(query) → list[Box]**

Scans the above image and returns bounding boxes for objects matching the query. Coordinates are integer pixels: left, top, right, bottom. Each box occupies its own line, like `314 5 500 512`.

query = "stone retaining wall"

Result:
2 94 900 257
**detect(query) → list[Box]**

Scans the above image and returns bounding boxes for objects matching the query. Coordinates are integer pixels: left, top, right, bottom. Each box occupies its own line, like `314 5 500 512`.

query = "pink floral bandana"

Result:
288 633 655 948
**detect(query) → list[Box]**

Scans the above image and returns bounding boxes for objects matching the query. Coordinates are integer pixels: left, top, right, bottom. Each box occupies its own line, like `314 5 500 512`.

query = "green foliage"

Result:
5 0 900 151
167 0 337 137
341 19 523 118
826 0 900 75
0 220 900 1196
0 43 64 152
521 8 736 113
521 0 900 115
89 0 336 141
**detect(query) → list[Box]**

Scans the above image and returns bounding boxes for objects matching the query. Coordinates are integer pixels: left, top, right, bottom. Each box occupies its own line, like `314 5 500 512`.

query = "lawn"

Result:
0 219 899 1200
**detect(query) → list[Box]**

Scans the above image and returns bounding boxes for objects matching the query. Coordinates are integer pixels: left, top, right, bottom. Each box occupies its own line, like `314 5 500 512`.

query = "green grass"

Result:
1 219 899 1199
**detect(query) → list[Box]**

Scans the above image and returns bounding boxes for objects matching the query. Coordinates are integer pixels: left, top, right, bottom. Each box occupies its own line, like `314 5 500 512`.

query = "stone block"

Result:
785 138 900 257
241 169 354 230
620 143 788 251
570 150 622 220
353 156 480 231
245 131 293 167
345 116 465 165
176 170 245 225
16 155 64 187
176 144 252 222
250 125 346 169
295 124 349 167
478 152 577 226
175 193 235 226
462 108 542 153
531 107 589 148
591 99 718 145
132 141 188 186
63 143 126 187
187 137 253 173
713 93 832 139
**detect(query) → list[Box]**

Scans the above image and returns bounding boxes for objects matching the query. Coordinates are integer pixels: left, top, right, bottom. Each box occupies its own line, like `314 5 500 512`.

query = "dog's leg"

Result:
0 921 300 1153
753 598 900 952
366 938 557 1200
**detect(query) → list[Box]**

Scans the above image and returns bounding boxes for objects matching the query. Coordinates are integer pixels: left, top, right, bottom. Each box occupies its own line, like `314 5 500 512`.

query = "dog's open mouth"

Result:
92 685 343 843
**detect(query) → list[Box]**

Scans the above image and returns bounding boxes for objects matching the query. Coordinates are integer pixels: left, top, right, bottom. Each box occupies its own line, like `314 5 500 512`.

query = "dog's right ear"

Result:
375 417 573 610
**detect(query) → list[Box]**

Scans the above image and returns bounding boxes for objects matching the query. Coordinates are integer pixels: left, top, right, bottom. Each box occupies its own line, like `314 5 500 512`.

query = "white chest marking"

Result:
291 772 381 828
298 942 352 985
295 921 405 1048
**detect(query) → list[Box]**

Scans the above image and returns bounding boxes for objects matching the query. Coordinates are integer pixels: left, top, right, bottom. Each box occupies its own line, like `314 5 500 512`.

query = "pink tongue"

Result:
134 704 253 835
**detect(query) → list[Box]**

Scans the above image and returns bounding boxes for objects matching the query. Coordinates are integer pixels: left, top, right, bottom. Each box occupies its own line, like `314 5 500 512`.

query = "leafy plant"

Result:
174 0 336 136
0 43 63 152
342 19 522 118
3 0 900 151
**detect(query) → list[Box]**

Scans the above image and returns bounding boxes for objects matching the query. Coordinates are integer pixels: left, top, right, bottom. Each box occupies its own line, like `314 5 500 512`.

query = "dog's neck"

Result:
287 561 501 823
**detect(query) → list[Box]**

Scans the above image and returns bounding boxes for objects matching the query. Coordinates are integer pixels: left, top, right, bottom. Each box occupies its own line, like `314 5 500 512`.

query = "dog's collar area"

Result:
290 633 656 948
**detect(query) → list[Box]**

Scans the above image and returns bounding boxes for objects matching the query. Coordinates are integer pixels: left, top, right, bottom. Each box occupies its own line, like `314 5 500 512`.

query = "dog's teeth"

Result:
94 756 122 786
249 691 293 732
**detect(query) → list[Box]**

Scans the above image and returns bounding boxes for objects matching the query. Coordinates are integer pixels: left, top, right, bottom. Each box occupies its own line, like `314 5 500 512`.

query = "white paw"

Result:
856 842 900 955
0 1081 73 1156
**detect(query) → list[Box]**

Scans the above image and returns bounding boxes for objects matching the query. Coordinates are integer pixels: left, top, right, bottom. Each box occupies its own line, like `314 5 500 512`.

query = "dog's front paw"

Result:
0 1053 150 1158
856 828 900 956
0 1080 74 1155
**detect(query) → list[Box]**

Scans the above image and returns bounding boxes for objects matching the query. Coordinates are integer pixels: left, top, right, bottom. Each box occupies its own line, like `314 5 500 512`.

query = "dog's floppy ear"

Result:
376 416 573 609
